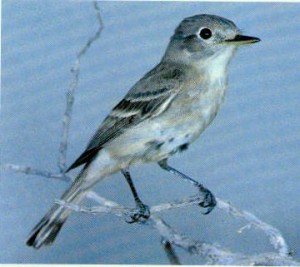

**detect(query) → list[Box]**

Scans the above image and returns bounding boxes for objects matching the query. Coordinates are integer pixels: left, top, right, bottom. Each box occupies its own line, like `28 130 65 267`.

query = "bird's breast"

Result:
170 81 227 131
142 82 227 159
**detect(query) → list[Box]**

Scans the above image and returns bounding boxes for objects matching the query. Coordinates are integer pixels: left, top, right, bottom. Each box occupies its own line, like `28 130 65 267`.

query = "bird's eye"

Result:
199 28 212 40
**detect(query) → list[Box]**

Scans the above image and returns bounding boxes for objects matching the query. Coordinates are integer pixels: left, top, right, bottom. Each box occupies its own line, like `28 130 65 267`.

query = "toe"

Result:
198 188 217 214
124 203 151 224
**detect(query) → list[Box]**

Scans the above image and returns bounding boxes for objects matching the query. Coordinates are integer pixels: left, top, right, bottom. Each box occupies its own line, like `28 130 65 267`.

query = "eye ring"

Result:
199 28 212 40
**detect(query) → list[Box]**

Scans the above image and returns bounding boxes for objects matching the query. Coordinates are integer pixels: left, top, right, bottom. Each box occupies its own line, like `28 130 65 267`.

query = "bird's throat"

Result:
197 47 235 87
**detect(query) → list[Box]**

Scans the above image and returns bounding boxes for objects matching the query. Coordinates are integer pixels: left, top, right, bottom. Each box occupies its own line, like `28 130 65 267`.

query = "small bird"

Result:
26 14 260 249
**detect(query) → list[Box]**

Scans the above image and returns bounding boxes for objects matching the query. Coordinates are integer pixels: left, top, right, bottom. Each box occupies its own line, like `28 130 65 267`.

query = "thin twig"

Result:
151 216 298 266
161 239 181 265
57 1 104 173
1 163 71 182
217 198 289 256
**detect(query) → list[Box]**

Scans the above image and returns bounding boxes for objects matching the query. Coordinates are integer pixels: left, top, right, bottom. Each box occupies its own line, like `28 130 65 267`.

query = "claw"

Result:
197 186 217 215
125 202 150 224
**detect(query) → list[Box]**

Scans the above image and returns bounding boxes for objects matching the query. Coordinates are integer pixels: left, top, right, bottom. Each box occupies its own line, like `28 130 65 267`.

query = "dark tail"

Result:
26 204 68 248
26 171 87 249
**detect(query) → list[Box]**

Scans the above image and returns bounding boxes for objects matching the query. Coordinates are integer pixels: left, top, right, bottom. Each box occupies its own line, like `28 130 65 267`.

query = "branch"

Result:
3 159 296 265
0 163 71 182
57 191 290 257
57 192 299 266
151 216 298 266
57 1 104 173
217 198 289 256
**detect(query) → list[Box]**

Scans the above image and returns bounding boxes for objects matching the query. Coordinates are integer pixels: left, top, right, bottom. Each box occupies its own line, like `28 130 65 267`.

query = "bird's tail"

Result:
26 170 88 249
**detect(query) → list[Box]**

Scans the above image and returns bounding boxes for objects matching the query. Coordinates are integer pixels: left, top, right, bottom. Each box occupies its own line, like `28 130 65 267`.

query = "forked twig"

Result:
57 1 104 173
0 163 70 182
57 194 298 265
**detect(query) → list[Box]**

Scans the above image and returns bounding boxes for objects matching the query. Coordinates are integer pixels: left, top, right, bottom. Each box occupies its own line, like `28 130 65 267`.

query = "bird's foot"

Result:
125 202 150 224
197 185 217 215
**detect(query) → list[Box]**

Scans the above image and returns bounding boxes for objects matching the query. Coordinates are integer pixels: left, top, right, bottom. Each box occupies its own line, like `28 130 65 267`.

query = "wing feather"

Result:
66 63 184 172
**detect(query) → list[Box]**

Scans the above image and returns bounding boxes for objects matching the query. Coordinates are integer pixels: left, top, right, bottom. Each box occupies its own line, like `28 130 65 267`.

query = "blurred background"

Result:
1 1 299 264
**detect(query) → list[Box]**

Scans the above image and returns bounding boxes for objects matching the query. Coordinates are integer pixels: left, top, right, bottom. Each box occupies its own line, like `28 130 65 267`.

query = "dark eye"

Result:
199 28 212 39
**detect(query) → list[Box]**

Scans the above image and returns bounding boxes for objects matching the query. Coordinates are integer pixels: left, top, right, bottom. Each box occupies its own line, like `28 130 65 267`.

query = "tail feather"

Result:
26 219 65 248
26 169 88 249
26 204 68 249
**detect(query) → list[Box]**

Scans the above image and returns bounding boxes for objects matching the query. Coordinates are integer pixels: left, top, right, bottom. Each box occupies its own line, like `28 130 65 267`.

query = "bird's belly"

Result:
137 104 219 162
151 113 215 158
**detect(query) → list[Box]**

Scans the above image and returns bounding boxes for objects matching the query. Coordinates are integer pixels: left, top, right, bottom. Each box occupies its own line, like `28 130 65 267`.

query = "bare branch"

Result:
3 159 295 265
151 215 241 264
55 199 128 217
217 198 289 256
57 1 104 173
57 193 299 266
66 191 290 257
1 163 71 182
151 216 298 266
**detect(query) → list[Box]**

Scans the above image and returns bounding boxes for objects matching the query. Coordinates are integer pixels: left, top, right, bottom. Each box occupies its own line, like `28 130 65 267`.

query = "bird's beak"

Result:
225 34 261 45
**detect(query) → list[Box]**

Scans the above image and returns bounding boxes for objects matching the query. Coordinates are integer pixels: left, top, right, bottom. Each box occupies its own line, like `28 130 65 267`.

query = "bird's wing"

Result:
66 63 185 172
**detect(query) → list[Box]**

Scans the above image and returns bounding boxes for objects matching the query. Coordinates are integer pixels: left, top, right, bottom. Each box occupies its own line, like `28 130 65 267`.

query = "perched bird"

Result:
26 14 260 249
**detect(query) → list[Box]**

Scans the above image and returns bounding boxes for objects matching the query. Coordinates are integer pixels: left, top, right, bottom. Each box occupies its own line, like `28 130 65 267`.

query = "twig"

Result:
59 191 290 257
217 198 289 256
151 216 298 266
151 215 241 265
55 199 128 217
57 1 104 173
57 193 299 265
161 239 181 265
1 163 71 182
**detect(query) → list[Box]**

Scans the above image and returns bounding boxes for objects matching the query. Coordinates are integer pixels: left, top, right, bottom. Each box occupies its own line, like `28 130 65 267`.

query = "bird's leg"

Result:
158 159 216 214
121 168 150 223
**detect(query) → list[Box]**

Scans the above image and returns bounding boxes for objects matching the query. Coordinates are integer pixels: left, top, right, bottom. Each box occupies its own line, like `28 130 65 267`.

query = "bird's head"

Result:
163 14 260 68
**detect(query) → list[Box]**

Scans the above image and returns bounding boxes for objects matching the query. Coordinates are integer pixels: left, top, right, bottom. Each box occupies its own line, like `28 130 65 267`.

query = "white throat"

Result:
198 46 236 86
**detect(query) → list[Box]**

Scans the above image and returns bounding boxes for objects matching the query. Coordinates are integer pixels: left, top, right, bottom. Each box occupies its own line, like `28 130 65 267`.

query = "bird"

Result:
26 14 260 249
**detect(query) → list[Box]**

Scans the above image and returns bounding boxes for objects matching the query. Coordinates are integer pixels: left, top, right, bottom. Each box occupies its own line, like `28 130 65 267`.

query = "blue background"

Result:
1 1 300 264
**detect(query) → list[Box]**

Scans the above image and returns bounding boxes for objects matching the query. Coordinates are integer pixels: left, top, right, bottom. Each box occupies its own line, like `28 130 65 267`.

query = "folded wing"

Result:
66 63 184 172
